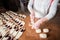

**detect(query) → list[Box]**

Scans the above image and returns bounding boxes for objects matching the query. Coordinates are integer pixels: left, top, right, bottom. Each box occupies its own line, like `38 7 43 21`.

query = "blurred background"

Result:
0 0 60 13
0 0 60 40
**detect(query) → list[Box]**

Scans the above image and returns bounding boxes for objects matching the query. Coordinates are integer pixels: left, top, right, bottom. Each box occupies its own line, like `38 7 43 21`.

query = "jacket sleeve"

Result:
27 0 34 13
45 0 59 20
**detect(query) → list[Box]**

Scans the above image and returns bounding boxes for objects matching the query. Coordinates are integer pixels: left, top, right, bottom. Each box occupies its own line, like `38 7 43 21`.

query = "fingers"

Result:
32 24 39 30
30 14 35 26
32 20 42 30
30 15 34 20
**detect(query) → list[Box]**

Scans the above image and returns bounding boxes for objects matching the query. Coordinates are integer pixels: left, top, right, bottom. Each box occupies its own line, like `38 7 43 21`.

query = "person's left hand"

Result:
32 17 48 29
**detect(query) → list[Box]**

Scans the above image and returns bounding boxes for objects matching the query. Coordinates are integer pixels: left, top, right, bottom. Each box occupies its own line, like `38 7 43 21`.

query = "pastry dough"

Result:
43 28 49 33
39 33 47 38
36 29 41 33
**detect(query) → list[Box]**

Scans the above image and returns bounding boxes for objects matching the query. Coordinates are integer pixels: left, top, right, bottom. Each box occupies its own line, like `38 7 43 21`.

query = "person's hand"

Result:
32 21 41 29
30 11 35 25
32 17 48 29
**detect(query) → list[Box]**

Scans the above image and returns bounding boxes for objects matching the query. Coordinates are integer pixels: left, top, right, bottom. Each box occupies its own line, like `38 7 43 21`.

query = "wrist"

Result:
43 17 48 21
39 17 48 24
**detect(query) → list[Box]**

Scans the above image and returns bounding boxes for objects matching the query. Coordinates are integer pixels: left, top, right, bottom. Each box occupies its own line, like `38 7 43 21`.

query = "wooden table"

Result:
19 14 60 40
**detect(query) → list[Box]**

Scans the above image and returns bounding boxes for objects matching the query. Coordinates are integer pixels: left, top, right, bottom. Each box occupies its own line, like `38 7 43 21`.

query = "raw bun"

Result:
43 28 49 33
39 33 47 38
36 29 41 33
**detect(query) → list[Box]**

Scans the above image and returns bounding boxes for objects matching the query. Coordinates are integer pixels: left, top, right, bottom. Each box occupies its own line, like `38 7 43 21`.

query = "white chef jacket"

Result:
28 0 59 20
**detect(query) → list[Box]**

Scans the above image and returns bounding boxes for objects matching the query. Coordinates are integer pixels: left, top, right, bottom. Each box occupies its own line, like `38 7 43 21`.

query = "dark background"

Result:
0 0 60 13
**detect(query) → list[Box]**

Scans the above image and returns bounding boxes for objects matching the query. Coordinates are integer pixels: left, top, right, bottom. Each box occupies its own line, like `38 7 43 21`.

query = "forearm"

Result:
35 17 48 25
45 0 59 20
27 0 34 14
28 5 33 14
45 9 57 20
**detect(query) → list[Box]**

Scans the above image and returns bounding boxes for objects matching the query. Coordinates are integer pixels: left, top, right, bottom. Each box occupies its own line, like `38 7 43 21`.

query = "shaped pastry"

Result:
39 33 47 38
36 29 41 33
43 28 49 33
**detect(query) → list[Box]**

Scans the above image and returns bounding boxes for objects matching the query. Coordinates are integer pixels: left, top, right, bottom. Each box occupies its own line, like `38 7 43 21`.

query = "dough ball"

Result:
36 29 41 33
43 28 49 33
39 33 47 38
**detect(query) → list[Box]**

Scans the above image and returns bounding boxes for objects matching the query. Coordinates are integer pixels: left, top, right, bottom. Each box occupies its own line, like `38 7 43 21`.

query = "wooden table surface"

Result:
0 2 60 40
19 13 60 40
